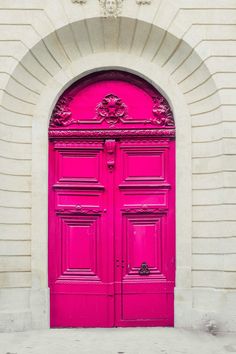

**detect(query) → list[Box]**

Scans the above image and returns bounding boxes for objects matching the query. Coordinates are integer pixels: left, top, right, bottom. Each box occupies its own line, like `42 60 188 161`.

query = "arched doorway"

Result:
48 71 175 327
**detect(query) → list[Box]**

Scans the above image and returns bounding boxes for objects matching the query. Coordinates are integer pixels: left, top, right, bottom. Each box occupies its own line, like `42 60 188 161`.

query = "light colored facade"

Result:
0 0 236 332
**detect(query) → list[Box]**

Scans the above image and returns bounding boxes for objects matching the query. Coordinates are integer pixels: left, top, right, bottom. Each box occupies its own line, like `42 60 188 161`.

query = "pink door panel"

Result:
114 139 175 326
49 71 175 328
49 140 115 327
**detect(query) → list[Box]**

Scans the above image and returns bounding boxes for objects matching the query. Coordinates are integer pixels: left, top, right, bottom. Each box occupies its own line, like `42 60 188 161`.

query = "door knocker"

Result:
139 262 150 275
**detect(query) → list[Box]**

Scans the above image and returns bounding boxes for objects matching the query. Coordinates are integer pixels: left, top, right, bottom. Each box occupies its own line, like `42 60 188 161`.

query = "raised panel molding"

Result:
55 148 103 184
60 216 99 279
122 214 164 279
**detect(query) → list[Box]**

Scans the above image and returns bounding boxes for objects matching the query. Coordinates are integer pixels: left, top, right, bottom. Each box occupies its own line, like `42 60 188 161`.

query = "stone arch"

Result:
0 13 223 329
1 14 221 113
31 55 191 329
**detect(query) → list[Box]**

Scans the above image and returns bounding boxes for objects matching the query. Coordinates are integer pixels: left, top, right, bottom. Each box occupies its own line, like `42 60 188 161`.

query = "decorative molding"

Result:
49 71 175 129
50 96 73 127
96 94 128 124
120 138 169 144
122 205 168 214
99 0 123 17
49 93 174 128
151 97 175 126
54 141 103 148
56 205 104 215
136 0 152 4
53 184 105 190
49 128 175 138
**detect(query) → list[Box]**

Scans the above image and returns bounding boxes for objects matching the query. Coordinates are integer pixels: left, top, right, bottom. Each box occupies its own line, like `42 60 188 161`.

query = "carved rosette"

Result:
96 93 128 124
151 96 174 126
50 96 73 127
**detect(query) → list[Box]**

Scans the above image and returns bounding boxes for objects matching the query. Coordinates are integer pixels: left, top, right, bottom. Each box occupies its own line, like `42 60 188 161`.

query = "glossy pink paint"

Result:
49 71 175 327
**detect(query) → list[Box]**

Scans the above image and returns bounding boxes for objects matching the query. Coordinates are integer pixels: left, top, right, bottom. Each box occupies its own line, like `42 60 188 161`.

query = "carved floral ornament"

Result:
122 205 168 214
50 96 73 127
96 94 128 124
56 205 104 215
50 93 174 128
71 0 152 17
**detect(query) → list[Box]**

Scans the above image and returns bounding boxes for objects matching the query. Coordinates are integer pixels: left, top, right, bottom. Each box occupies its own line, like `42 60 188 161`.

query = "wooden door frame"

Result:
48 68 176 326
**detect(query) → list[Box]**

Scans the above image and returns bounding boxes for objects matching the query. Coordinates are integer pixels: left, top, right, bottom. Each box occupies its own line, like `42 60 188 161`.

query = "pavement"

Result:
0 328 236 354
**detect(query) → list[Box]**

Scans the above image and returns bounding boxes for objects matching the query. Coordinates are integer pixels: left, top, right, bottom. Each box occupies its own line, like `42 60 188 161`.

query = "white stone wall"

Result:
0 0 236 332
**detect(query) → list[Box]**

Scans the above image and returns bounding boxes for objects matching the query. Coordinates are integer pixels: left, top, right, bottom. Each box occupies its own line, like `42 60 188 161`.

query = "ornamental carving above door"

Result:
48 70 175 328
49 77 174 129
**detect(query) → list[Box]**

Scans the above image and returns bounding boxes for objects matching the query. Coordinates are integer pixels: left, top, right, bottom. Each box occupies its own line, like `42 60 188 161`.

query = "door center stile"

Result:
103 138 116 313
105 139 116 171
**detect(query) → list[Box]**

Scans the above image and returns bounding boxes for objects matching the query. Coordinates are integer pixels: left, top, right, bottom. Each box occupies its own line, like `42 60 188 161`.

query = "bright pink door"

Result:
49 71 175 327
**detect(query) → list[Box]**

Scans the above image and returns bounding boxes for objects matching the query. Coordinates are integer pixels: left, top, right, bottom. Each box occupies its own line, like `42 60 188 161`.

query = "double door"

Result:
49 136 175 327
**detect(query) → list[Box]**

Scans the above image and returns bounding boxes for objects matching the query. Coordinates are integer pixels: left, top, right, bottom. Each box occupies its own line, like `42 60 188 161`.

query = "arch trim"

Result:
30 52 192 328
